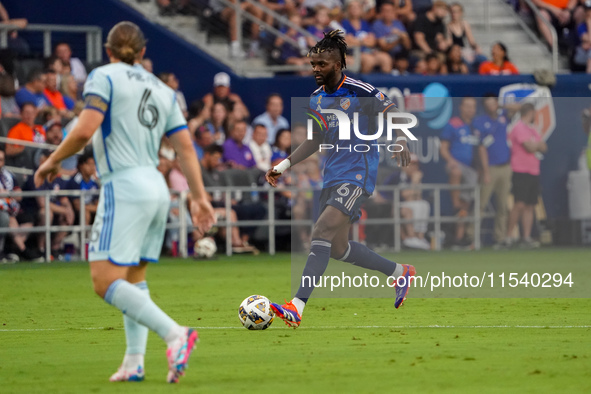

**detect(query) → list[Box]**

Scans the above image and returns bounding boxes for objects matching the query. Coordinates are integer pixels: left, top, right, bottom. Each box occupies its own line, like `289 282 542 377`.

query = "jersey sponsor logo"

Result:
340 98 351 110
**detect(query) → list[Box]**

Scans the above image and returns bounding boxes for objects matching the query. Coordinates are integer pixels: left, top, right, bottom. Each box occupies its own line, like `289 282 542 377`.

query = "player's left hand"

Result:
392 140 411 167
34 156 61 188
191 197 217 239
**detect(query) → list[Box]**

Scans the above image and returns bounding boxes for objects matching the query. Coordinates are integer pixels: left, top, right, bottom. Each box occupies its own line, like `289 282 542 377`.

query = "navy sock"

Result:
340 241 397 276
295 239 331 300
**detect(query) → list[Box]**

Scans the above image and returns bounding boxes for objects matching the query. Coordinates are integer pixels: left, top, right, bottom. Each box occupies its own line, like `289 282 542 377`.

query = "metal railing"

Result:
0 182 486 262
212 0 361 74
0 23 102 64
487 0 558 72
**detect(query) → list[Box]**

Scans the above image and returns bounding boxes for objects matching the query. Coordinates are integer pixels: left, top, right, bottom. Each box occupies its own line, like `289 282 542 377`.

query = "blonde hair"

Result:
105 21 146 65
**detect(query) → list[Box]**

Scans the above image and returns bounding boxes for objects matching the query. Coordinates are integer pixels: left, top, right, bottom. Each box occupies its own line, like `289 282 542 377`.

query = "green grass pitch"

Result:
1 249 590 393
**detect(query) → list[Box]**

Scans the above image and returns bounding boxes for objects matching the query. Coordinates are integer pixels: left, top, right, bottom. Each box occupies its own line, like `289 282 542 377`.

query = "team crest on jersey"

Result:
499 83 555 141
375 92 385 101
340 98 351 110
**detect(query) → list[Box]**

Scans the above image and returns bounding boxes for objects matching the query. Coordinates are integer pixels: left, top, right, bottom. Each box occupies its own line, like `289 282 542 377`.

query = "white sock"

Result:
122 281 149 364
392 264 404 278
231 41 240 49
104 279 183 347
122 353 144 372
292 297 306 316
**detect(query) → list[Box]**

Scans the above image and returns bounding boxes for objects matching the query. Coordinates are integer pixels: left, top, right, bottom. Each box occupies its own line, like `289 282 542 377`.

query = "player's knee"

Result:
311 221 338 241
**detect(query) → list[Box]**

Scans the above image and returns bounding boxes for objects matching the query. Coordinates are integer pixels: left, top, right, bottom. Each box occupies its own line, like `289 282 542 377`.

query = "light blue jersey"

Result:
83 62 187 178
84 62 187 265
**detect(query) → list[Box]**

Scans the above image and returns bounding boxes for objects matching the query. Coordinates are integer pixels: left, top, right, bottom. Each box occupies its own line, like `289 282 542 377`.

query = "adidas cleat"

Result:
166 327 199 383
394 264 416 309
109 365 144 382
270 301 301 328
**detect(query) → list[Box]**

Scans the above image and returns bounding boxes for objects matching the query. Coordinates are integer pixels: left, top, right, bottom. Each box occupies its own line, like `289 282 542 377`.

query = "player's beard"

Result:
316 68 336 87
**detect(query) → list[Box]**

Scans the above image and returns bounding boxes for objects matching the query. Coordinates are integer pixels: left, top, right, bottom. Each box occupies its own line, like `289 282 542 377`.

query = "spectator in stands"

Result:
502 103 547 248
0 2 29 56
306 6 332 45
413 0 450 54
249 124 273 172
397 155 431 250
302 0 343 18
187 99 211 135
35 149 75 257
271 128 291 165
0 72 19 118
425 52 447 74
392 53 411 75
252 93 290 144
202 72 249 124
33 119 62 169
198 144 259 254
6 103 45 169
194 125 215 160
207 102 229 145
440 97 483 249
15 69 49 110
60 74 80 102
0 148 21 261
54 42 87 85
478 42 520 75
223 120 257 169
141 58 153 73
214 0 264 58
390 0 417 25
413 0 434 14
159 72 188 119
446 2 484 72
446 44 469 74
473 94 512 247
342 0 394 74
44 70 74 116
413 57 428 74
372 2 411 63
574 1 591 72
533 0 577 47
274 13 310 74
65 149 99 226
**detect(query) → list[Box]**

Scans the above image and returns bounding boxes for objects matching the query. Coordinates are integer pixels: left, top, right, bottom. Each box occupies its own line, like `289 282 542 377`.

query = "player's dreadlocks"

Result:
307 29 347 69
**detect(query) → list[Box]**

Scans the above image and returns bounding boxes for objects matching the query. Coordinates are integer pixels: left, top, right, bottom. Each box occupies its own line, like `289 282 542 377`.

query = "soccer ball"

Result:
238 295 275 330
194 237 217 258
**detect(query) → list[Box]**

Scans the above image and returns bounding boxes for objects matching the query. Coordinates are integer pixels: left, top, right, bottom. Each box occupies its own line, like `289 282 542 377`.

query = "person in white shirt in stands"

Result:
54 42 88 85
252 93 290 144
248 124 272 172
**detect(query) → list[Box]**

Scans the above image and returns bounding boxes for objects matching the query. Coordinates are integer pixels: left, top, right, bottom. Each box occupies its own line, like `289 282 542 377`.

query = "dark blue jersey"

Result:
309 75 396 194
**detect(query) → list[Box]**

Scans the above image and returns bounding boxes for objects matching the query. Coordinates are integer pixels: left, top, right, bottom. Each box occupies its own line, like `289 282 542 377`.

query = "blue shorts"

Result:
318 183 370 223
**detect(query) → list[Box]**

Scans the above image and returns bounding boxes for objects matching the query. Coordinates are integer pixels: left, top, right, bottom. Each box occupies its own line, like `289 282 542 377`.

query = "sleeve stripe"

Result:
382 103 397 113
165 125 188 137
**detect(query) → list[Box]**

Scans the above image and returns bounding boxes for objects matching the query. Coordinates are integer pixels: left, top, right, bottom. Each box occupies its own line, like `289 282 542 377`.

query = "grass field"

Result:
1 249 591 393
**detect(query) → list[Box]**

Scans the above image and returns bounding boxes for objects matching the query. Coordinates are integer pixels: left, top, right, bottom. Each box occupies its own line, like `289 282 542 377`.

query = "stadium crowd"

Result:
0 0 567 262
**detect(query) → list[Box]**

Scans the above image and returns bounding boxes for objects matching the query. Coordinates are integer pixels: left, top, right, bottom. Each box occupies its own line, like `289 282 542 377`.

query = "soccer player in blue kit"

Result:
265 30 416 328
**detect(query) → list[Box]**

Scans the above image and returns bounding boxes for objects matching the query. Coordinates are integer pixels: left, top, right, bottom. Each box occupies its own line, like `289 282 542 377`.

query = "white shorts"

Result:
88 166 170 266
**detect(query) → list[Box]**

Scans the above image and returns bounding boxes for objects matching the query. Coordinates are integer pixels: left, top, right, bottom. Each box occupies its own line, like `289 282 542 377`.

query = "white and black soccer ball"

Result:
238 295 275 330
194 237 217 258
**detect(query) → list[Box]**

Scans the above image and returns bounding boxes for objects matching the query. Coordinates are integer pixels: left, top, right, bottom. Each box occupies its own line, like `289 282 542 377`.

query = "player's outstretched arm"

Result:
34 109 103 187
265 132 321 187
168 128 216 237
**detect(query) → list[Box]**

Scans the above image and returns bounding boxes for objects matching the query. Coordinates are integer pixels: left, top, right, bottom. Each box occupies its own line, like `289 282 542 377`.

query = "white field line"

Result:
1 325 591 332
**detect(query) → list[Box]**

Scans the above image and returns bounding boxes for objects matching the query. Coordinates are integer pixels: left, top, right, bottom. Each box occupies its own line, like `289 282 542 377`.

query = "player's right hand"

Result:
191 197 216 239
265 168 281 188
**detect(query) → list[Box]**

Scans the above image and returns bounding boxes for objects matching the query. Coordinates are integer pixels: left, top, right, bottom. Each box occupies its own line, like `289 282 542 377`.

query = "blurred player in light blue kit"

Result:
35 22 215 383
